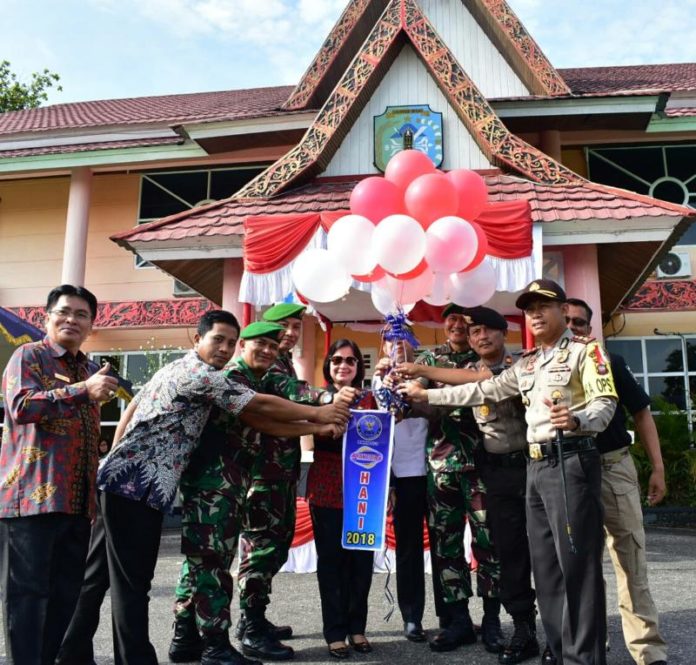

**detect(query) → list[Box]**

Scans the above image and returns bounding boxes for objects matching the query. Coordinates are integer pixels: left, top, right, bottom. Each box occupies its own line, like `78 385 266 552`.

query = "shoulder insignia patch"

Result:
571 335 596 345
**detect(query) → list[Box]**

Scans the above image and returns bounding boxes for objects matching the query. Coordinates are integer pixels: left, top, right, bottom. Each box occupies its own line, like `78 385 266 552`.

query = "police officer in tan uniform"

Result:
461 307 539 665
401 280 617 665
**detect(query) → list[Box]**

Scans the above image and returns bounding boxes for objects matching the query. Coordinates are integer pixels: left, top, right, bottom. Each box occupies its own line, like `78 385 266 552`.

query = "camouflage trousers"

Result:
174 487 245 635
427 466 500 605
238 479 297 610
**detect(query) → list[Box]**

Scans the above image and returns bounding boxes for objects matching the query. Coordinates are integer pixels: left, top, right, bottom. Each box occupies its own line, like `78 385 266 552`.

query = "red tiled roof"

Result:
559 63 696 95
111 174 695 248
664 107 696 117
0 86 296 136
0 136 183 158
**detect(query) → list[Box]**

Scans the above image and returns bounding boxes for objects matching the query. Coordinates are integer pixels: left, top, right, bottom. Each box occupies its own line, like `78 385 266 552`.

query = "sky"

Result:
2 0 696 106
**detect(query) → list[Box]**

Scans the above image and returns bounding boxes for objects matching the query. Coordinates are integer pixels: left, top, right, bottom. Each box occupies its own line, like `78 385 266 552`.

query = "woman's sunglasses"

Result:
330 355 358 367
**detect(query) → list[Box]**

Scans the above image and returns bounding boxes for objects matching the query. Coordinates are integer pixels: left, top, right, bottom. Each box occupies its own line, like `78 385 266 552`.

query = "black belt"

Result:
527 436 596 461
482 450 527 468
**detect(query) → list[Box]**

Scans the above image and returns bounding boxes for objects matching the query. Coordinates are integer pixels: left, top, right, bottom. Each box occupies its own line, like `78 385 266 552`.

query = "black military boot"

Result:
201 631 261 665
429 600 478 652
498 612 539 664
481 597 505 654
235 609 293 641
241 608 295 661
168 613 204 663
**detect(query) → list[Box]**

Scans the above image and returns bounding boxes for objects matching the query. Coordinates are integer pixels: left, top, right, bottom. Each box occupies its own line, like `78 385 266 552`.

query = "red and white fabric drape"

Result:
239 201 534 306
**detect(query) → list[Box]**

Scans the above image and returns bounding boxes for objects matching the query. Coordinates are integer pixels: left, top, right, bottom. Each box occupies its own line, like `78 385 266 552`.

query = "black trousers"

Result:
56 495 112 665
100 491 164 665
527 451 606 665
393 475 438 624
0 512 90 665
309 504 374 643
479 458 536 617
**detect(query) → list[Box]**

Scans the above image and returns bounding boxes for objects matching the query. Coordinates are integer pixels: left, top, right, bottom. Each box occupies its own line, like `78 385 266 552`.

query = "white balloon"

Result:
425 216 478 273
448 260 497 306
326 214 378 275
371 279 415 315
385 269 434 305
372 214 426 275
292 248 352 303
423 272 452 306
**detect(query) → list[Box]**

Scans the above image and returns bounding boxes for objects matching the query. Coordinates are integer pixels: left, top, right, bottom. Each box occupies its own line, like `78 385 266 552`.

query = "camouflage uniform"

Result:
238 353 327 611
417 342 500 607
174 365 260 636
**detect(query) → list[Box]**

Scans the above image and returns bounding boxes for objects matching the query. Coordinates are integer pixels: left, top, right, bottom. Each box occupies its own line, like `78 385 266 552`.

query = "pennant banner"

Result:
342 409 394 551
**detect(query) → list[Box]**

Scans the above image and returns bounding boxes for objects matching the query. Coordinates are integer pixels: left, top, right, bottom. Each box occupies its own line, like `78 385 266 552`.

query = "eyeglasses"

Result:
330 355 358 367
50 307 92 322
565 316 588 328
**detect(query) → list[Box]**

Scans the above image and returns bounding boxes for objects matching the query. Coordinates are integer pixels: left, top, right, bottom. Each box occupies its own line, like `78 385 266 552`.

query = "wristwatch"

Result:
320 391 333 405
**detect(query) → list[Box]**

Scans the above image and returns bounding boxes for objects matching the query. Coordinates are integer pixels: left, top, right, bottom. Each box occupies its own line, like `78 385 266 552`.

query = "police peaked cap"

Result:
461 306 508 331
240 322 285 341
515 279 567 310
262 303 306 322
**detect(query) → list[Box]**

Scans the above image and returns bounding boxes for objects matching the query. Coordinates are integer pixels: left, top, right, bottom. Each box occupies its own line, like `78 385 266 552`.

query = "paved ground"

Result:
1 526 694 664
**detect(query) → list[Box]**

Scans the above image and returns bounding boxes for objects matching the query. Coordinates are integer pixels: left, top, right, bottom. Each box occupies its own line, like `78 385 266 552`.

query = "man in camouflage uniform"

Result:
170 322 343 665
406 304 502 653
236 303 335 660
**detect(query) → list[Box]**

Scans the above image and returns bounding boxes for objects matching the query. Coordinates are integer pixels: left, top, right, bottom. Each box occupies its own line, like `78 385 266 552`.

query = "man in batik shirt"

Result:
0 284 118 665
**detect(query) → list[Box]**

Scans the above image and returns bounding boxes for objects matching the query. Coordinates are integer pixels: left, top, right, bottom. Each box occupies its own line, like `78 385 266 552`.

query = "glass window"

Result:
648 376 686 410
605 339 643 374
645 338 683 373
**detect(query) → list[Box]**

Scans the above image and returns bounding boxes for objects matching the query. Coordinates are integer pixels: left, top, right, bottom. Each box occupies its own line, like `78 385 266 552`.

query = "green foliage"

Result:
630 396 696 507
0 60 62 112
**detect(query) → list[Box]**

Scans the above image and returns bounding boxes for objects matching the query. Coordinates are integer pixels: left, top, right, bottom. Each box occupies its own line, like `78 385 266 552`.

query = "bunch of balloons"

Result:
291 149 497 313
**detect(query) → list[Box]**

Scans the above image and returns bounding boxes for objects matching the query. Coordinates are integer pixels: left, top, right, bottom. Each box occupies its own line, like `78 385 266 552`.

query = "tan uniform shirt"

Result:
428 330 618 444
469 349 528 454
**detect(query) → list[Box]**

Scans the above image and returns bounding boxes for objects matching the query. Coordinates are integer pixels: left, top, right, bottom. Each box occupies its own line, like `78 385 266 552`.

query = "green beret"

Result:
442 304 468 319
240 322 285 341
461 306 507 330
262 303 306 322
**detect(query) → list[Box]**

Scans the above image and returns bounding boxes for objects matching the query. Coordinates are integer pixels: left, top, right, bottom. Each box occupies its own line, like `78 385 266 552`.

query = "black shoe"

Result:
404 621 426 642
648 661 667 665
541 644 557 665
428 605 477 652
498 614 539 664
201 632 261 665
235 611 293 641
242 618 295 661
481 598 505 654
348 635 373 654
169 614 204 663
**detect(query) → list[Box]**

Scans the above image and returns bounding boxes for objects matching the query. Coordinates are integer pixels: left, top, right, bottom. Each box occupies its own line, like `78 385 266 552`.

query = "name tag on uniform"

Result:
54 373 71 383
529 443 543 460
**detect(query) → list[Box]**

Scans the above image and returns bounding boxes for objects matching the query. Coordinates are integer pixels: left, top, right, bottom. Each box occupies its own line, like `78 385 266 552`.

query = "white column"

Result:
61 168 93 286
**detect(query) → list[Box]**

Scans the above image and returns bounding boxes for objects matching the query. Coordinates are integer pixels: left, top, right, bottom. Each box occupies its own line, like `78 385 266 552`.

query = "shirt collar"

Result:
44 335 87 363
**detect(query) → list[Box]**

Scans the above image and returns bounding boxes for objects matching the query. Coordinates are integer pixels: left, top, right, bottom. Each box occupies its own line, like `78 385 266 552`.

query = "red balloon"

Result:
405 173 459 229
384 149 435 191
446 169 489 221
386 258 429 280
460 221 489 272
350 177 405 223
352 265 386 283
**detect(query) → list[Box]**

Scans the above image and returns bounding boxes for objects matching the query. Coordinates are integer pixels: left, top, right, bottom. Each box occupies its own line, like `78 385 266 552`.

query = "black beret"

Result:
461 306 507 330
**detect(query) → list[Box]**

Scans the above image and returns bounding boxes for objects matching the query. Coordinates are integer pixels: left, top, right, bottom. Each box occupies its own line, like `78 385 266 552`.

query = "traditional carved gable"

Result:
283 0 568 112
235 0 581 200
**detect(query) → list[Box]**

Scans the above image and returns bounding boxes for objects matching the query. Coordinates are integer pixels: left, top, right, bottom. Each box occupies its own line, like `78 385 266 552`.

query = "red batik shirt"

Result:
0 337 101 519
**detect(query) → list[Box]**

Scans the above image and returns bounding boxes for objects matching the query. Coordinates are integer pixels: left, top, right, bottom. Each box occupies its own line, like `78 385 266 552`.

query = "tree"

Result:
0 60 62 112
